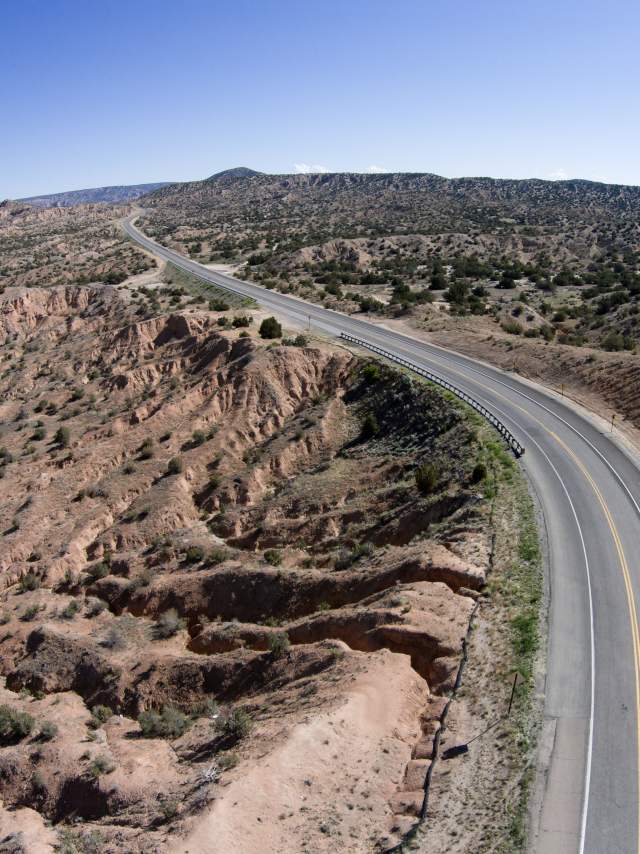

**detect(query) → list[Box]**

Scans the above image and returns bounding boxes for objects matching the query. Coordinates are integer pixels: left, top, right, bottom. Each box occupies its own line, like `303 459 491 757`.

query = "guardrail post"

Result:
340 333 524 457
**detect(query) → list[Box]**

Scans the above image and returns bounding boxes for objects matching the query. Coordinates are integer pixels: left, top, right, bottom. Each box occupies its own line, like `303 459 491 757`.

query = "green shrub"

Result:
191 430 206 447
85 561 109 583
54 426 70 447
219 708 252 741
362 363 381 384
38 720 58 741
259 317 282 339
60 599 81 620
21 604 40 622
139 438 154 459
167 456 183 475
85 598 107 618
89 754 115 777
139 705 191 739
471 462 488 484
501 320 523 336
267 632 290 659
218 752 239 770
263 549 282 566
232 315 252 328
89 705 113 729
18 572 40 593
415 463 438 495
360 413 379 440
208 548 229 565
154 608 185 639
185 545 205 564
0 705 34 744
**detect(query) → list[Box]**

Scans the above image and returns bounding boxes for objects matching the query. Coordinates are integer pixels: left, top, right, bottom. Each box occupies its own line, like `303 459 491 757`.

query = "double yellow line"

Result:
556 430 640 851
417 354 640 851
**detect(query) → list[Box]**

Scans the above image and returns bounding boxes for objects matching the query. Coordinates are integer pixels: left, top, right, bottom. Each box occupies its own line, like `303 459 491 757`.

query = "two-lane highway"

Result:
124 214 640 854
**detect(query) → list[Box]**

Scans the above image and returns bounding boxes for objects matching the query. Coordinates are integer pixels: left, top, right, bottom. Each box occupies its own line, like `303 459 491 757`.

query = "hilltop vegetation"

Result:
140 170 640 351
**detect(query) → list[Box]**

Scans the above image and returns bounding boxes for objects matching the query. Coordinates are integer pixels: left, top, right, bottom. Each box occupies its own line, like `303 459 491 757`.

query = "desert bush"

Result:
60 599 81 620
209 299 230 312
193 696 219 717
501 320 523 336
185 545 205 564
167 456 183 475
101 626 126 650
208 548 228 565
85 597 107 618
89 705 113 729
259 317 282 339
18 572 40 592
335 541 373 569
415 463 438 495
219 707 252 741
89 754 115 777
268 632 290 659
0 705 34 744
160 799 179 820
139 705 190 739
360 413 379 440
154 608 185 639
21 604 40 622
362 363 381 384
139 438 154 459
38 720 58 741
218 752 239 770
263 548 282 566
471 462 488 483
85 561 109 583
87 485 109 499
232 315 252 328
54 426 70 447
191 430 207 447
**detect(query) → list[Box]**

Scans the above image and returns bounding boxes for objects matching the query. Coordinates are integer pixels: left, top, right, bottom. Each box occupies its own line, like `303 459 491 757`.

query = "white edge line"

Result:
129 218 598 850
488 402 595 854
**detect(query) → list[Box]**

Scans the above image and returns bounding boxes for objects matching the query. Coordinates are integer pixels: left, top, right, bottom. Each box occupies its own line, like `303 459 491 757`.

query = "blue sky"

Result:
2 0 639 198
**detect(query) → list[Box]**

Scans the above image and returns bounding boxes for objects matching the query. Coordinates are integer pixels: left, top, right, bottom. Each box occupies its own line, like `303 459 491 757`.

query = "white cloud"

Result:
367 164 386 173
547 168 569 181
294 163 329 174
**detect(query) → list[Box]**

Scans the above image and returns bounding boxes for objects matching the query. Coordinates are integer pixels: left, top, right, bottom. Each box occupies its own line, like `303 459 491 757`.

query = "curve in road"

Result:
123 214 640 854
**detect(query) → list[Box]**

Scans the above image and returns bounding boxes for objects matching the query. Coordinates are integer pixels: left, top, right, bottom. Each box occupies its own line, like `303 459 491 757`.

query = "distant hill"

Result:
205 167 262 181
20 182 171 208
142 169 640 240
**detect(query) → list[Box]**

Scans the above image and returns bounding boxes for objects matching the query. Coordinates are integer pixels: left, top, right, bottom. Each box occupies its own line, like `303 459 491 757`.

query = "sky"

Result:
2 0 639 198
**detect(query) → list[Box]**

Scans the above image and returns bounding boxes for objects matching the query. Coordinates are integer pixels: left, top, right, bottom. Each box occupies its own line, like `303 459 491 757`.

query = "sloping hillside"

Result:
20 182 170 208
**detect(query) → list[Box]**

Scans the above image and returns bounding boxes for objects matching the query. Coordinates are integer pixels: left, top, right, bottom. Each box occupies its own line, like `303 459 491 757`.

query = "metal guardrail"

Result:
340 332 525 457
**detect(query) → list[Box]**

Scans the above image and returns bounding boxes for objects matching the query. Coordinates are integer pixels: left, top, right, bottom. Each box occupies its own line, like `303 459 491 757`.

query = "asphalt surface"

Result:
124 215 640 854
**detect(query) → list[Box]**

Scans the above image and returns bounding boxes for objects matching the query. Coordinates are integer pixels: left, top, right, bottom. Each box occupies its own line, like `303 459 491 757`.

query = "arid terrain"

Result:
0 267 540 853
5 167 638 852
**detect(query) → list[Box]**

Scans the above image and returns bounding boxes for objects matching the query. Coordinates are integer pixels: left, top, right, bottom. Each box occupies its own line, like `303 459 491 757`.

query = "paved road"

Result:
124 215 640 854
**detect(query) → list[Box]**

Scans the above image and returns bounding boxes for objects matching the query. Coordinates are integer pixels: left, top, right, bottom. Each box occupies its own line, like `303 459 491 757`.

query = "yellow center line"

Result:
418 355 640 851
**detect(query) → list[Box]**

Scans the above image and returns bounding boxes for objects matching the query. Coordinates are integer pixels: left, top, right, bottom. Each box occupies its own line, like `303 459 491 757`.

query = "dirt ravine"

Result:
0 282 497 853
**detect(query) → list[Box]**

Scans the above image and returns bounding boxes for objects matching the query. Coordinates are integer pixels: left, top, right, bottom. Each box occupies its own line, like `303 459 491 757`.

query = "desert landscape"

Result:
0 237 541 853
1 165 638 853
